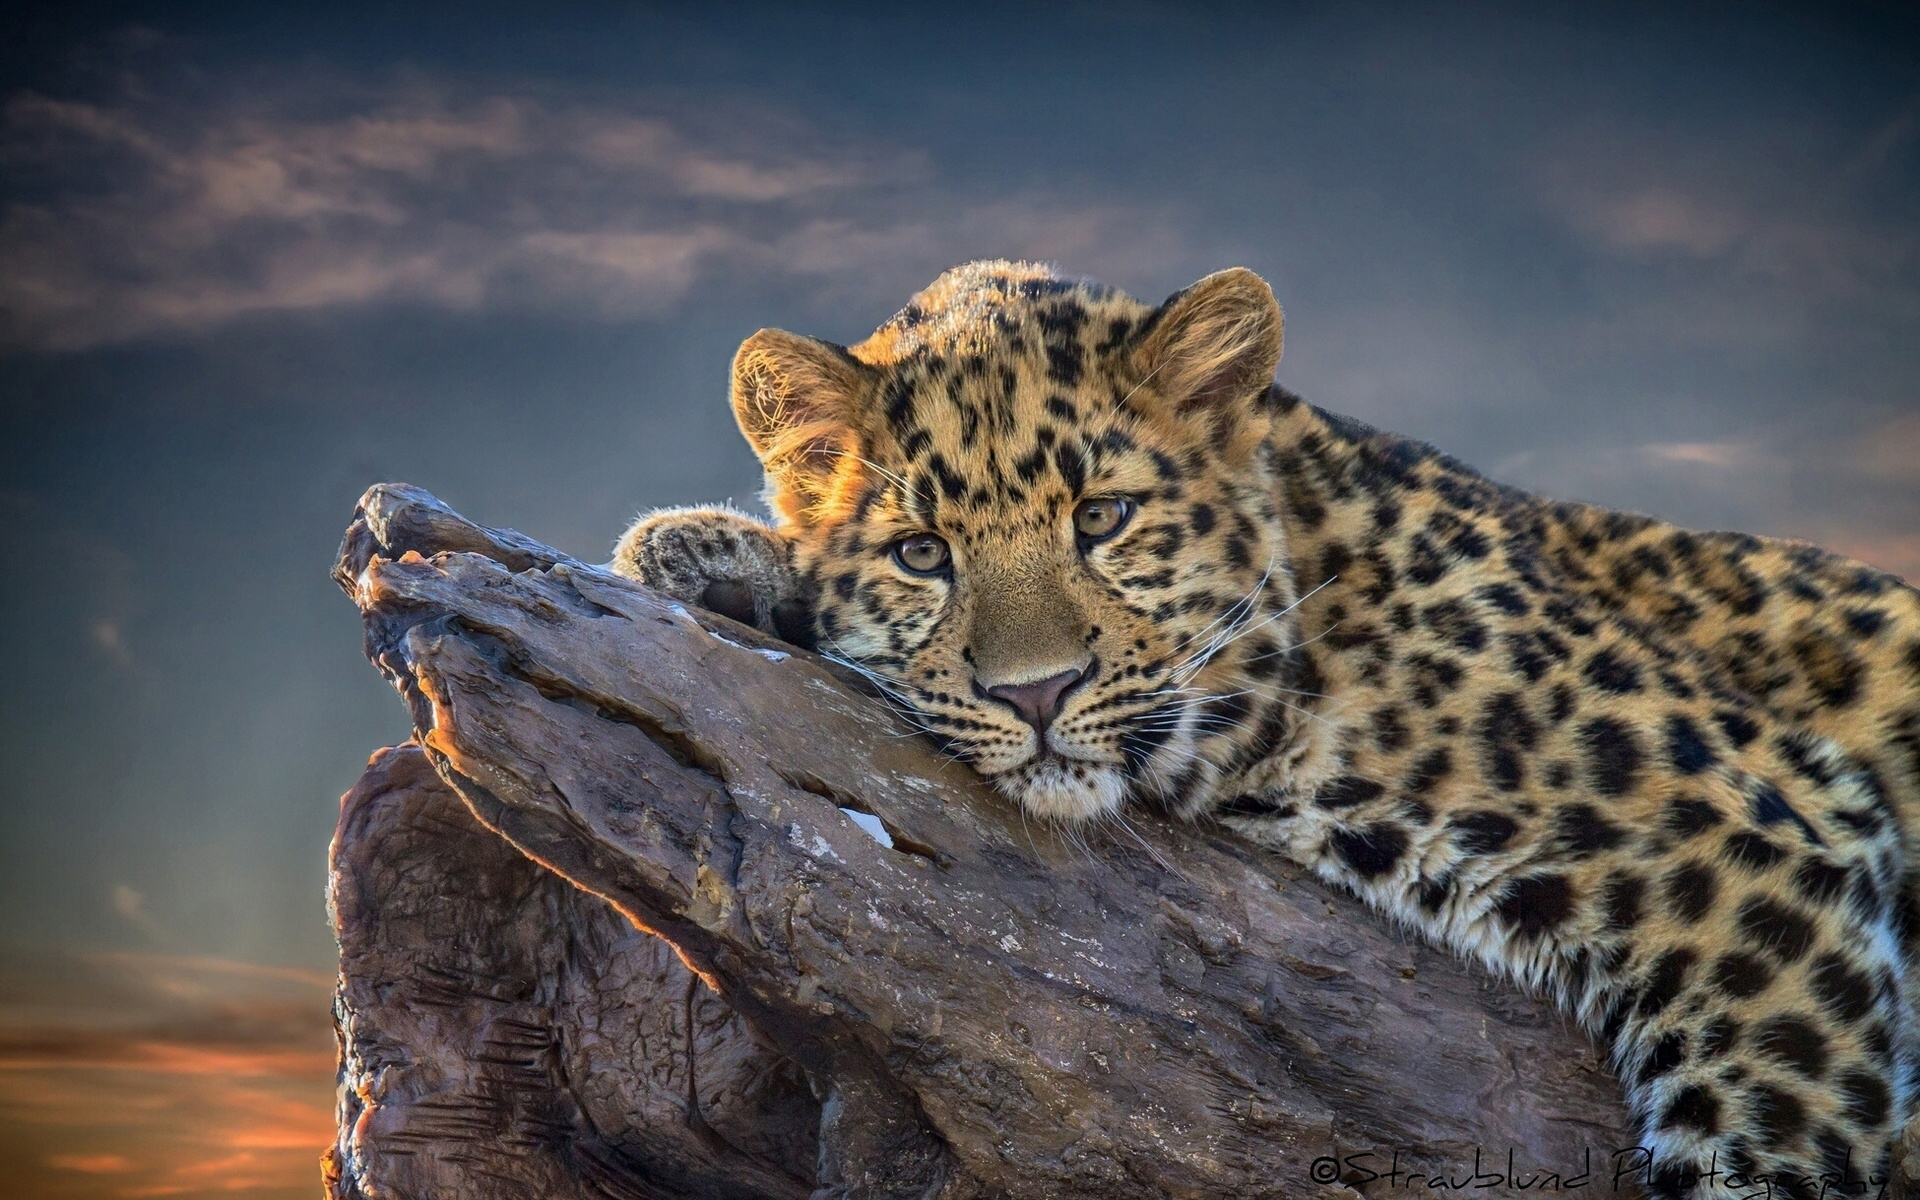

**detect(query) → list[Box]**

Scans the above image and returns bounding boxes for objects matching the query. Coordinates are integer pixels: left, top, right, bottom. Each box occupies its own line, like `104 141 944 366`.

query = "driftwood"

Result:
325 743 821 1200
327 482 1643 1199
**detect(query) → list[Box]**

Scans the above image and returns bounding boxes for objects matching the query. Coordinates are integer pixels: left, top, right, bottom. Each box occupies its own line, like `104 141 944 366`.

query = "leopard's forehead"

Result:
842 262 1170 528
851 260 1151 367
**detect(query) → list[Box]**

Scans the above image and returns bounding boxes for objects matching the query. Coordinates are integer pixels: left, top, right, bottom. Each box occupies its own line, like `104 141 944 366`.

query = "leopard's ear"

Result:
1133 268 1283 414
732 328 877 525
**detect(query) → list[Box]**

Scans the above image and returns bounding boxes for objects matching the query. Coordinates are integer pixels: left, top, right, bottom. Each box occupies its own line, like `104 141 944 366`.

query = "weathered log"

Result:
330 482 1641 1199
325 742 819 1200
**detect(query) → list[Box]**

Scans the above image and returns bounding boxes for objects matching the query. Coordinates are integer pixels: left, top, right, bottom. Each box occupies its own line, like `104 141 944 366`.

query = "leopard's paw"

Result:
610 505 809 642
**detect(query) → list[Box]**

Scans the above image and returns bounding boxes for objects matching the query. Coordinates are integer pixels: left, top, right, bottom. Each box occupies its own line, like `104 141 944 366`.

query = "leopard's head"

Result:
738 261 1304 822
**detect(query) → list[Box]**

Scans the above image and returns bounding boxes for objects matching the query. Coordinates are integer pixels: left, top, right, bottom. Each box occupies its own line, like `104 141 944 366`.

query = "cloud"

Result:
1558 186 1744 259
0 949 334 1200
48 1154 135 1174
82 951 333 994
0 65 1193 350
1639 441 1741 469
108 886 161 937
1501 106 1920 585
1848 411 1920 484
1529 109 1920 364
1535 110 1920 281
1491 406 1920 585
3 485 158 663
1548 175 1915 304
1813 529 1920 584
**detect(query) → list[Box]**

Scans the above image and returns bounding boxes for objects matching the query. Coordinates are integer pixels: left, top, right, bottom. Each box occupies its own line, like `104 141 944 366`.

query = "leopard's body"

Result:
613 261 1920 1192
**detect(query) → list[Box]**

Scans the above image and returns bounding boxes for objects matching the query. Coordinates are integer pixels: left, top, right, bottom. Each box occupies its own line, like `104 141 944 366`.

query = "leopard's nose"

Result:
983 665 1090 735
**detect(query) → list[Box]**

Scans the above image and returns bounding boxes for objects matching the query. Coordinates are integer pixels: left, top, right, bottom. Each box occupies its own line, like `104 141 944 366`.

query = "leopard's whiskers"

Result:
1169 574 1335 689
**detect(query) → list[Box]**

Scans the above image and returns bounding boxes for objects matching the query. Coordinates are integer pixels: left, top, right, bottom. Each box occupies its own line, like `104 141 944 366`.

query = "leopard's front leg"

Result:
611 505 812 645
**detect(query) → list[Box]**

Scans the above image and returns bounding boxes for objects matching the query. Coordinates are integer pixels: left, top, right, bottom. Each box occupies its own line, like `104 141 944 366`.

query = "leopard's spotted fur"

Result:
613 261 1920 1193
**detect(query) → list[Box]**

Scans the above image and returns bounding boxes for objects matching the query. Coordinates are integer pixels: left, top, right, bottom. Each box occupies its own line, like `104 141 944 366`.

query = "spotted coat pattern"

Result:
613 261 1920 1194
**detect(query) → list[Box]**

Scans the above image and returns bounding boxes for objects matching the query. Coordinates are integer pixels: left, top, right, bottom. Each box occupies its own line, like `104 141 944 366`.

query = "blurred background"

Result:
1 2 1914 1195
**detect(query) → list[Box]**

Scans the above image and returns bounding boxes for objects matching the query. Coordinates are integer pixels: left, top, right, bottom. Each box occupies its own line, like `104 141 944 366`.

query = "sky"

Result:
0 2 1915 1195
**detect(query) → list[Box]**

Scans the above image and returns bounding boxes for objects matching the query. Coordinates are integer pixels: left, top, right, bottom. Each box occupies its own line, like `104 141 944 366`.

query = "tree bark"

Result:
325 740 822 1200
328 482 1640 1200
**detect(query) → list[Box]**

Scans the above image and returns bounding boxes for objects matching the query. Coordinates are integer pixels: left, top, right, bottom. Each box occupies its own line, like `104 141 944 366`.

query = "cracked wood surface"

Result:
331 482 1638 1199
326 743 819 1200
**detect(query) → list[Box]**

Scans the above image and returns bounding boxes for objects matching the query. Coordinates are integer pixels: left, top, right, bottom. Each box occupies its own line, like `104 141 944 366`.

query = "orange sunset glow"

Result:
0 953 334 1200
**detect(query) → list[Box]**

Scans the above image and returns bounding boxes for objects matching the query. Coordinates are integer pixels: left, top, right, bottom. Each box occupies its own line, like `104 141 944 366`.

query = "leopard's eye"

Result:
1073 497 1134 543
891 533 951 576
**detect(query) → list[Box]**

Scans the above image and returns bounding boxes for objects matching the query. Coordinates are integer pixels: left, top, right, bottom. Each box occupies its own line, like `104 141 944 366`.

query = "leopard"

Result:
611 260 1920 1195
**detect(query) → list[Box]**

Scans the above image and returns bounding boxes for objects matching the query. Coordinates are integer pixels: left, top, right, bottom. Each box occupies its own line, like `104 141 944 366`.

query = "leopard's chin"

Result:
992 755 1128 823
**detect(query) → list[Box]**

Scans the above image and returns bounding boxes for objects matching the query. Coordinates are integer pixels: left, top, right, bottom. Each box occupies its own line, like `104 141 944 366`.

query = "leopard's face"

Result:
741 263 1298 822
